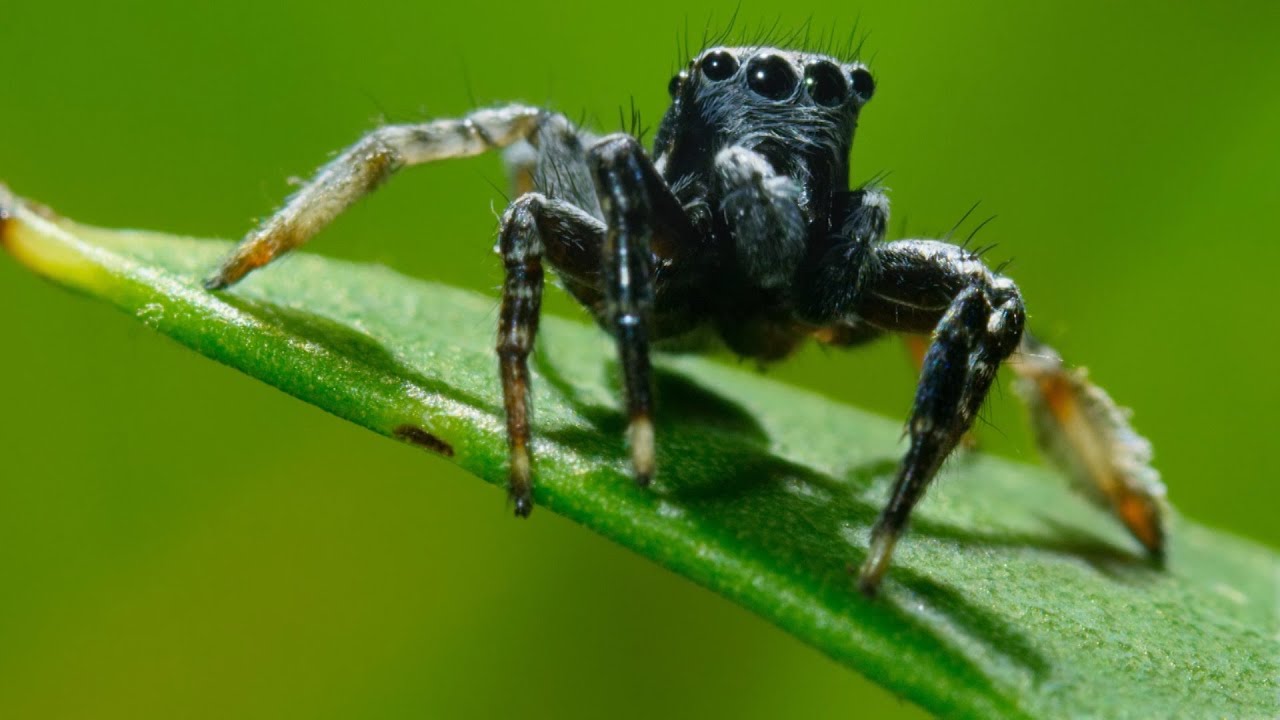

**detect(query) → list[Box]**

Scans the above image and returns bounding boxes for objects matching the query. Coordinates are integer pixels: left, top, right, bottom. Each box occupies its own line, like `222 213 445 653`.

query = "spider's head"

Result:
654 46 875 189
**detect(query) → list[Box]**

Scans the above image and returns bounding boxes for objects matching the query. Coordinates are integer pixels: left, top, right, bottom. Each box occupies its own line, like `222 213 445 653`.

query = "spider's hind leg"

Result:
1009 333 1167 557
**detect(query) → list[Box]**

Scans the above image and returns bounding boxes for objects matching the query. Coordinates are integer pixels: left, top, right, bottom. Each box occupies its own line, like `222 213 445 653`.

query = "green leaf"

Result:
3 188 1275 719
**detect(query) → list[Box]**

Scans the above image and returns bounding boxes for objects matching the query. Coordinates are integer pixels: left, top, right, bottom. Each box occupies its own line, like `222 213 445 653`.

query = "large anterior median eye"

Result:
700 51 738 81
804 62 848 107
746 55 798 100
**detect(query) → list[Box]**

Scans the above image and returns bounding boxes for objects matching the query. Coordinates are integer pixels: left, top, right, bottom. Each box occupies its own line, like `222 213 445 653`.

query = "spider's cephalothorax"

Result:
655 47 867 226
204 44 1166 595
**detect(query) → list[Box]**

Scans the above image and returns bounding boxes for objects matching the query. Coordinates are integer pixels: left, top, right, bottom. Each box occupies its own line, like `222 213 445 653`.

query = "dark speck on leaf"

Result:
394 424 455 457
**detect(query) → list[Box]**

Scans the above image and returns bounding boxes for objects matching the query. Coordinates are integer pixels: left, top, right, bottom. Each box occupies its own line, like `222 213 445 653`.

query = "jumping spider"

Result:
205 44 1167 594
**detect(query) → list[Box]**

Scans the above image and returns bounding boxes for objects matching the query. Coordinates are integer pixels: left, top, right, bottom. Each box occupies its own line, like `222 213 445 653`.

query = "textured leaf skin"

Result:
3 192 1276 720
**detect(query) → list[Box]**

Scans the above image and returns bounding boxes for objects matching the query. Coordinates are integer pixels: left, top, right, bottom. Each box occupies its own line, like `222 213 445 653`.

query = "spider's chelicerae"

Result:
205 43 1167 594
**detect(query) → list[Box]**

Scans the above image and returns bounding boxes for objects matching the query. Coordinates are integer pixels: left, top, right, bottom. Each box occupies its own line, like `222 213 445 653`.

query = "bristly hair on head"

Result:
677 7 870 66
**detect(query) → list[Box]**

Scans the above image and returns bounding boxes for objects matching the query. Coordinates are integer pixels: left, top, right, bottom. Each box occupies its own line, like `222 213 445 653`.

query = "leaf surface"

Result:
3 190 1275 719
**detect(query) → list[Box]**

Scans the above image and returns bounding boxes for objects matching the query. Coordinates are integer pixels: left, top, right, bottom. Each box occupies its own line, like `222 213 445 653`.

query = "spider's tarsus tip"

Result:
1115 492 1168 562
513 495 534 518
508 445 533 517
855 572 881 598
627 415 656 486
855 552 888 597
1138 522 1168 566
1147 544 1167 568
202 274 229 291
856 527 897 597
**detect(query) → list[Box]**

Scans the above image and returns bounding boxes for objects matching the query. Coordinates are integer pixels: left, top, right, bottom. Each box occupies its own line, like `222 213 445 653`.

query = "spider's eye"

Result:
804 62 848 107
746 55 798 101
850 67 876 103
667 71 688 98
700 51 738 81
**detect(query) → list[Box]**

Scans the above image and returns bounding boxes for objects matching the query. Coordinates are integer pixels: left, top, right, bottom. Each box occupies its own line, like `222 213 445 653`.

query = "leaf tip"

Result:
0 188 118 292
0 183 14 251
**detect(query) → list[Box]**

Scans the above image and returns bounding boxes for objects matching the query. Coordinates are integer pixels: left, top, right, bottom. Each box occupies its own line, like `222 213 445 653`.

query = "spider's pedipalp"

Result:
794 186 888 324
715 145 807 289
204 104 545 290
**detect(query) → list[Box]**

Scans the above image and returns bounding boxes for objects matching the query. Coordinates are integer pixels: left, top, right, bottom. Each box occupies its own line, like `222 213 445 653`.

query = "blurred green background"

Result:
1 1 1276 717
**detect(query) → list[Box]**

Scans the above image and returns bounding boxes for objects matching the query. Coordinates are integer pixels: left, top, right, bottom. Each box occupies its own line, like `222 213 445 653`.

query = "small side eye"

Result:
668 71 688 98
746 55 798 101
804 62 848 107
700 51 738 81
850 67 876 103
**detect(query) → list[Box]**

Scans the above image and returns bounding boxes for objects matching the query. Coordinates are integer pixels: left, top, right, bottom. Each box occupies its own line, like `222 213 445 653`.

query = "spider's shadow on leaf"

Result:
534 330 1166 669
214 292 1157 688
535 339 1154 569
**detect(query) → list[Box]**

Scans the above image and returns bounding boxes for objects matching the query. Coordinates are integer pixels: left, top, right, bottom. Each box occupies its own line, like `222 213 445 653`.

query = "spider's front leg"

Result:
587 134 699 485
806 238 1026 595
204 104 544 289
496 194 606 515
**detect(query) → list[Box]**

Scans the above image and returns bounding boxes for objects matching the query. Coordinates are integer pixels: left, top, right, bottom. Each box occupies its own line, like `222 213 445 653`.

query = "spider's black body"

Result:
506 47 1024 592
205 44 1165 595
646 47 867 359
